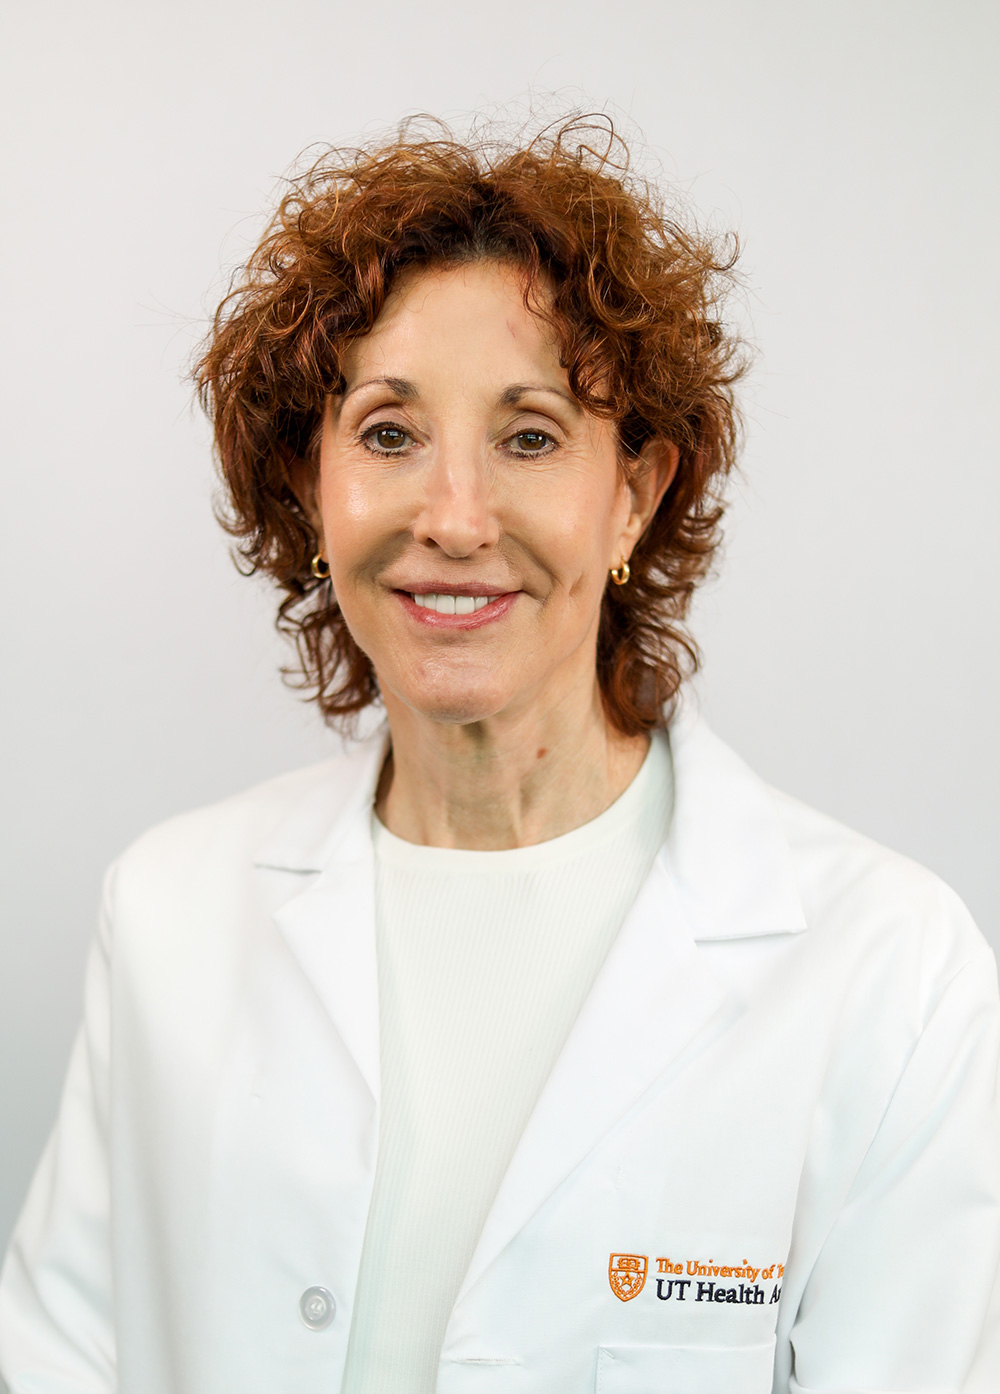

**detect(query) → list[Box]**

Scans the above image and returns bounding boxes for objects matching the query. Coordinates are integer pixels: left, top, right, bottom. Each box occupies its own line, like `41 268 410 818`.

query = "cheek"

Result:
522 475 626 584
319 469 401 573
320 468 368 538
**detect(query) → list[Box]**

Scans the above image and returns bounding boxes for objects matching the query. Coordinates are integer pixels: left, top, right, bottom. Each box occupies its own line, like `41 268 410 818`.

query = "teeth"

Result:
412 593 498 614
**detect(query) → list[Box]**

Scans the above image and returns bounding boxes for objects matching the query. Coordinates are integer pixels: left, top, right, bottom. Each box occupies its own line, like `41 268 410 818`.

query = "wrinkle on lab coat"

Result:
1 702 998 1393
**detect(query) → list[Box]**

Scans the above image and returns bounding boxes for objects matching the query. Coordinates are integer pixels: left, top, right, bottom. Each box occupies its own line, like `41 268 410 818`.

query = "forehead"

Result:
339 260 564 387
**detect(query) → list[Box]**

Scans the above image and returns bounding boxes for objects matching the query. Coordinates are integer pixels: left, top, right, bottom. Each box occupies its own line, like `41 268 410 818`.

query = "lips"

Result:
395 588 519 629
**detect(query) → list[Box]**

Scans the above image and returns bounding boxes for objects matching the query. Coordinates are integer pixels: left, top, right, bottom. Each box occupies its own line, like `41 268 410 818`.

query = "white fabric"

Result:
0 704 997 1394
340 734 672 1390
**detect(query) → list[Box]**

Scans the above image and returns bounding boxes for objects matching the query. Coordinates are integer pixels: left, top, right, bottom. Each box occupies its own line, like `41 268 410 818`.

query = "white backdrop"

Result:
1 0 997 1247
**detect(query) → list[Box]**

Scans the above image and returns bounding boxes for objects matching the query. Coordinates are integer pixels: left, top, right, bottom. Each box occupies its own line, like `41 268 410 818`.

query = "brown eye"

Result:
510 430 552 455
366 424 410 453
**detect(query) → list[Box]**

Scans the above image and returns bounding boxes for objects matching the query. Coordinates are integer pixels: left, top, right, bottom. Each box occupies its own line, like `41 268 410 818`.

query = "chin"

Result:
385 667 516 727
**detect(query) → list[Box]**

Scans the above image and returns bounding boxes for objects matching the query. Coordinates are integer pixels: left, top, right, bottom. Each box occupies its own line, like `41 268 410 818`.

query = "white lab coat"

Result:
1 704 998 1394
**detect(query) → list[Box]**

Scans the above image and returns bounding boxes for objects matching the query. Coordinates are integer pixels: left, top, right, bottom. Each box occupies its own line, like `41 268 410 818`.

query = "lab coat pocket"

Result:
595 1338 776 1394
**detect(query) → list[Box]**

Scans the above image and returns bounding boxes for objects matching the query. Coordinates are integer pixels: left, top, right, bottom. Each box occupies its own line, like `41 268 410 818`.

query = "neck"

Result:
376 682 650 850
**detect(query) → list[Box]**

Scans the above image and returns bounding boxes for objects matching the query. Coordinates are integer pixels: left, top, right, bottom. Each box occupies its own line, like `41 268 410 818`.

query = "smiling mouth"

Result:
408 592 502 615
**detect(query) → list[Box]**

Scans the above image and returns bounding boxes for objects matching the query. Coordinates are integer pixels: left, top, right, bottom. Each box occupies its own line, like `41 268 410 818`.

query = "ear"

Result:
286 453 324 541
617 438 680 556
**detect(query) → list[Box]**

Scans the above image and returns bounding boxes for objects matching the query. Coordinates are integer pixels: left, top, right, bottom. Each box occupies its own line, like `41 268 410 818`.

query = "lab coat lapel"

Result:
257 727 389 1104
456 856 737 1304
271 850 381 1102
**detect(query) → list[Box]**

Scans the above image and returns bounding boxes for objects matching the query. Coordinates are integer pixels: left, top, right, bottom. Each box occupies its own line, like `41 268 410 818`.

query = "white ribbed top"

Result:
339 731 673 1392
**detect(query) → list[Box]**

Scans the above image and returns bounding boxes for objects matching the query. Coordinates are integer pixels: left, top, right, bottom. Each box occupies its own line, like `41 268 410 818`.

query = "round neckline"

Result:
371 730 671 874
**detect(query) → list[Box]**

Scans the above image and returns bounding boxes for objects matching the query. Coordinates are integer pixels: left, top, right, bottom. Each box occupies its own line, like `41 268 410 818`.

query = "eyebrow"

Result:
498 382 581 413
336 376 580 414
338 375 418 403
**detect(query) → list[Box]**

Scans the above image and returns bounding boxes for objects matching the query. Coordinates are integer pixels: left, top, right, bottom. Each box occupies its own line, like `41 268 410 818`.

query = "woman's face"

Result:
309 260 672 729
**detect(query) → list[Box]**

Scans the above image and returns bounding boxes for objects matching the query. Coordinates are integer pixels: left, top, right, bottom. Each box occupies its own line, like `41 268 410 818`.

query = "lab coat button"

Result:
299 1286 336 1330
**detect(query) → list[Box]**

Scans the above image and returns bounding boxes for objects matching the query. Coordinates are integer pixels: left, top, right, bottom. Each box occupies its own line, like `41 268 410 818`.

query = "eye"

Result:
362 423 412 455
506 429 555 456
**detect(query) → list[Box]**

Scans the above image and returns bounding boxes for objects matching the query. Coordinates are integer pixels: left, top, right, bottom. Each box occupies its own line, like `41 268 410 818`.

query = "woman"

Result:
1 118 997 1394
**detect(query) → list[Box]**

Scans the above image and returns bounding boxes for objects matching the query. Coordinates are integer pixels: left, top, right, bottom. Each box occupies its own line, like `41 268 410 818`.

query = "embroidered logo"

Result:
608 1253 648 1301
607 1251 786 1308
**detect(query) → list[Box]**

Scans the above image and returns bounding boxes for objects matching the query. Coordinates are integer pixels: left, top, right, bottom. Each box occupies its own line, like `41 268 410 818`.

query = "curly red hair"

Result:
194 115 746 735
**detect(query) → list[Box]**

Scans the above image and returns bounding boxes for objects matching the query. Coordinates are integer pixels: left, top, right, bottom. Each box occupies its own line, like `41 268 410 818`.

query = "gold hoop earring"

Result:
311 553 330 580
610 557 630 586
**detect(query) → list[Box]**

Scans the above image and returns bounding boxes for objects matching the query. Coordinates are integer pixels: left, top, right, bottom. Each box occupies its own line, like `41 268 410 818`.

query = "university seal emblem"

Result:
609 1253 648 1301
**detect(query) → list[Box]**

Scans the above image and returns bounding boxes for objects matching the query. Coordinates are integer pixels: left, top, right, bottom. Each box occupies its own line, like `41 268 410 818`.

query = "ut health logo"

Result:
609 1250 785 1309
609 1254 648 1301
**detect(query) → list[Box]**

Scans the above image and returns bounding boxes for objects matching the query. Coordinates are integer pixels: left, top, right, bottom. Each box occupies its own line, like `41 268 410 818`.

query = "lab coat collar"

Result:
661 695 807 939
253 722 391 874
252 694 808 943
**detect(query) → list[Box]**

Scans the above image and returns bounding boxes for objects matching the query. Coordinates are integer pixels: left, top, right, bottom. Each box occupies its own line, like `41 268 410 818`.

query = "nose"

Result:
411 443 501 556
